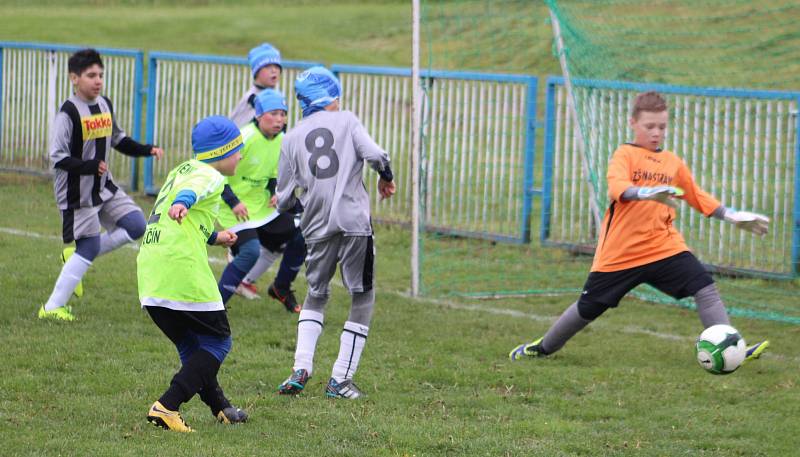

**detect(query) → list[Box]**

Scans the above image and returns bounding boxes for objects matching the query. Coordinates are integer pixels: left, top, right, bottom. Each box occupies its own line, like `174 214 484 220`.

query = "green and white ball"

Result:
695 324 747 375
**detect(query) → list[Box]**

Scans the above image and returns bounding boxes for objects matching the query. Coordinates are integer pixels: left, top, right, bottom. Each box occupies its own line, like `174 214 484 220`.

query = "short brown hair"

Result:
631 91 667 119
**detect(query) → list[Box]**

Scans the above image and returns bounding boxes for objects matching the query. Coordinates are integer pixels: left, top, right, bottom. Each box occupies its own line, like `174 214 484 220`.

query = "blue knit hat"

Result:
248 43 282 78
295 66 341 117
254 88 288 117
191 116 243 163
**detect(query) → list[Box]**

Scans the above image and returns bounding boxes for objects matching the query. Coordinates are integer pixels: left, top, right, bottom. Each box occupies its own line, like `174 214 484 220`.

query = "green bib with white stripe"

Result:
137 159 225 304
217 122 282 230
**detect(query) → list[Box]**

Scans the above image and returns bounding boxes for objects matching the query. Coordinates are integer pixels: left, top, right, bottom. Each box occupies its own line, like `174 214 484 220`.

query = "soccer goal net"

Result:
412 0 800 325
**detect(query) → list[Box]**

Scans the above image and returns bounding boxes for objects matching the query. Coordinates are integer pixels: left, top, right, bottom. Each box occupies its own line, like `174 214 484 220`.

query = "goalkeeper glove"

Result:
635 186 683 209
723 209 770 235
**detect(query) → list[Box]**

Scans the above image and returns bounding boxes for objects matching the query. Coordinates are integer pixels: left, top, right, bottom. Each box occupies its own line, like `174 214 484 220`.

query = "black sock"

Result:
159 349 221 411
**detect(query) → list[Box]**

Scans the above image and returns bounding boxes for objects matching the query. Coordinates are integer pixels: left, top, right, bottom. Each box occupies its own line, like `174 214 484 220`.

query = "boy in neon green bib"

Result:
138 116 248 432
218 89 306 312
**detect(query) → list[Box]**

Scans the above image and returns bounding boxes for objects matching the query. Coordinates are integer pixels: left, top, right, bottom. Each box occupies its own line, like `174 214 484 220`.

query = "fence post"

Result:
520 76 537 243
130 50 144 192
144 55 157 195
540 78 557 244
0 46 4 151
794 96 800 275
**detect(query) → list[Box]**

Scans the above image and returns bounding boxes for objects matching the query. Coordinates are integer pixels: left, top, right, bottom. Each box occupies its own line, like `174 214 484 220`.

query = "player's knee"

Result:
119 210 146 240
577 300 609 321
197 335 232 363
75 235 100 261
232 238 260 272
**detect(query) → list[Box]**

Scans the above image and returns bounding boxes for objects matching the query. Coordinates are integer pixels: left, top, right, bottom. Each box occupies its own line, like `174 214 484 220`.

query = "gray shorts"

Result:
305 234 374 297
61 189 142 243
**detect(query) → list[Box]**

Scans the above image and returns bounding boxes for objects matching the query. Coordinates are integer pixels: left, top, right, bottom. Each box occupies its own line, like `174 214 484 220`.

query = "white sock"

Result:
44 253 92 311
293 309 324 376
331 321 369 382
98 228 133 256
244 247 280 284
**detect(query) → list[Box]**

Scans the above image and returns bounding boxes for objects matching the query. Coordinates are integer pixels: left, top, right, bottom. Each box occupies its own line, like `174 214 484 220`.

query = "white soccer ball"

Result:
695 324 747 375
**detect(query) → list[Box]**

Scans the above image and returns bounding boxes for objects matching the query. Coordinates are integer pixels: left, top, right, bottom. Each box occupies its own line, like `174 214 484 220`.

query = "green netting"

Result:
418 0 800 325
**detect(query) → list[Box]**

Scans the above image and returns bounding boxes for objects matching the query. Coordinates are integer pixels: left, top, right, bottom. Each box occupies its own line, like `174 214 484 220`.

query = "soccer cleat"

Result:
509 337 547 361
38 305 76 322
744 340 769 363
216 406 248 424
147 401 193 432
235 281 260 300
268 283 301 313
278 368 309 395
61 247 83 297
325 378 364 399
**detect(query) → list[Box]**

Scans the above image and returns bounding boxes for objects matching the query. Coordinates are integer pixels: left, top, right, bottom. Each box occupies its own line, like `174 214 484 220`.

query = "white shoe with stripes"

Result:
325 378 363 399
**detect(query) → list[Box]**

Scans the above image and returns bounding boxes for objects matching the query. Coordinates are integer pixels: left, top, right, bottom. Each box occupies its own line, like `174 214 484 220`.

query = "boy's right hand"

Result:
168 203 188 224
636 186 682 209
215 230 238 247
232 202 249 221
97 160 108 176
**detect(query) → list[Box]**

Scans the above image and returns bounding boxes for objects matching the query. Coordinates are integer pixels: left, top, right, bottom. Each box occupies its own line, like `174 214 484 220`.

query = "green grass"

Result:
2 174 800 456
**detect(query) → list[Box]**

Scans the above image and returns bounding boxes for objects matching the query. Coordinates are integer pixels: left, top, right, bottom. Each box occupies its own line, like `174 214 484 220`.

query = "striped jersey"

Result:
276 110 392 243
49 94 142 210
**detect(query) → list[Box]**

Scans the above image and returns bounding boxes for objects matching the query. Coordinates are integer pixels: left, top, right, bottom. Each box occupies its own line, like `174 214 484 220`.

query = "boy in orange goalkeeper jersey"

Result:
510 91 770 362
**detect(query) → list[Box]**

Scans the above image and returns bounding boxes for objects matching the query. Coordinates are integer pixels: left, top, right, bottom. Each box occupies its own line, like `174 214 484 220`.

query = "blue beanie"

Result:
248 43 282 78
295 66 341 117
254 88 288 117
191 116 243 163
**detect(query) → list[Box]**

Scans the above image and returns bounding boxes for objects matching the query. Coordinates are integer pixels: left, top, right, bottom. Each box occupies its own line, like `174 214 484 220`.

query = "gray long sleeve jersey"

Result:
50 94 151 210
276 110 392 243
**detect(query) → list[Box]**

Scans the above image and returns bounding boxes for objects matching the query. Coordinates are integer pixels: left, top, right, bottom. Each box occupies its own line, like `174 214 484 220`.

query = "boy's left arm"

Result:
351 117 395 199
676 161 769 235
110 112 164 159
674 161 720 216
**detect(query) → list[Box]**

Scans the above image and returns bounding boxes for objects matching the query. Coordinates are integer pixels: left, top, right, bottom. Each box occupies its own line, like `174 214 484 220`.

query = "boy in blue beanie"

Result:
230 43 282 127
276 67 396 399
138 116 247 432
216 89 306 313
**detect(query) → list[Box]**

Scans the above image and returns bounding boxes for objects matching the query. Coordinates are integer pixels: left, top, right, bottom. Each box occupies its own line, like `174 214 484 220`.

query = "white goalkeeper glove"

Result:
723 209 770 235
635 186 683 209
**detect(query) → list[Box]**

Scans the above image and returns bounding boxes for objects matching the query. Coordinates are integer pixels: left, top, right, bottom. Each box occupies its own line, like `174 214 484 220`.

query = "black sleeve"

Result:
266 178 277 197
378 165 394 183
54 157 101 175
221 184 241 209
207 231 218 245
114 137 154 157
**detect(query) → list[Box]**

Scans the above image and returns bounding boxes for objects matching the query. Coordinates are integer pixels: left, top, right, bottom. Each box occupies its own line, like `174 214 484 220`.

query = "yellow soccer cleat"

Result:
147 401 194 433
744 340 770 364
38 305 76 322
61 247 83 298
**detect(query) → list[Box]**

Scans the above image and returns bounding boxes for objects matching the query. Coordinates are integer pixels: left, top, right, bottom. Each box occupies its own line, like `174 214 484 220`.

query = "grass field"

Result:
2 173 800 456
2 1 800 455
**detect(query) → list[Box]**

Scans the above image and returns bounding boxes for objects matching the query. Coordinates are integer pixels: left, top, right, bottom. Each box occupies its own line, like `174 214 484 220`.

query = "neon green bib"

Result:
137 159 225 306
217 122 282 231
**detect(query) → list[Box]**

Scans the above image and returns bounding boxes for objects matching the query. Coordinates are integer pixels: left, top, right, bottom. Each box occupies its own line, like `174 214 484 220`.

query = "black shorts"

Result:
578 251 714 310
230 212 301 254
146 306 231 347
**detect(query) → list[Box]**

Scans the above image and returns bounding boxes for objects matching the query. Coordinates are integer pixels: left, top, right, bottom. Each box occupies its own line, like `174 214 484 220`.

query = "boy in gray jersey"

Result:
276 67 395 399
39 49 163 321
229 43 282 127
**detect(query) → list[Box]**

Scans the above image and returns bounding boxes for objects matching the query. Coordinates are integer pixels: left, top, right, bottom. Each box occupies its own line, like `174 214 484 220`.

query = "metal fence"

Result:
0 42 143 189
143 52 319 194
542 76 800 277
332 65 537 243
